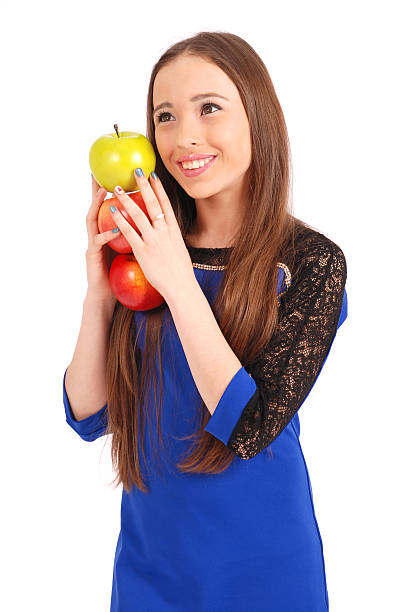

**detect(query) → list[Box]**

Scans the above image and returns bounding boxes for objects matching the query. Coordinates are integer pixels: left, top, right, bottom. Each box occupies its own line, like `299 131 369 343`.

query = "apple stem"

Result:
114 124 120 138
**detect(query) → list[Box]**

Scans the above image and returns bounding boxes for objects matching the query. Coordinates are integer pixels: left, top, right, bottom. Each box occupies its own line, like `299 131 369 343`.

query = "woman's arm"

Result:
208 239 348 458
167 235 347 459
65 293 116 421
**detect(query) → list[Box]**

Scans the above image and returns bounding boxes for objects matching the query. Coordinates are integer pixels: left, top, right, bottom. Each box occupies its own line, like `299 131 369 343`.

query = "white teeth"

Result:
181 156 214 169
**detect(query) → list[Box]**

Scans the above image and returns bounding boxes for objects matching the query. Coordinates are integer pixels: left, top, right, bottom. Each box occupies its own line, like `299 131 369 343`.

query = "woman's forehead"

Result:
153 57 237 105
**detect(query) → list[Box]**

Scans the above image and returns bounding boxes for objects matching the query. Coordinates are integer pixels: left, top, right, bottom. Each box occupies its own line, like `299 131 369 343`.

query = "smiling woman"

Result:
63 31 347 612
151 54 252 247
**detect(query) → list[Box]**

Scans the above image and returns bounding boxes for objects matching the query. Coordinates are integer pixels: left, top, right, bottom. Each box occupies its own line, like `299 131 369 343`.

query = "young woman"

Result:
63 31 348 612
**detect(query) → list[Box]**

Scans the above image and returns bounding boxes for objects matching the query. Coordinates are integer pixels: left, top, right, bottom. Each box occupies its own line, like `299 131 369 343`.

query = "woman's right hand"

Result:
85 174 120 304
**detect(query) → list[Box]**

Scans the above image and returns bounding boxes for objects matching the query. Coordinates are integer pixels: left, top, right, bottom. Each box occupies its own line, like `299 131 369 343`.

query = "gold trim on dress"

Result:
192 261 292 308
192 262 226 271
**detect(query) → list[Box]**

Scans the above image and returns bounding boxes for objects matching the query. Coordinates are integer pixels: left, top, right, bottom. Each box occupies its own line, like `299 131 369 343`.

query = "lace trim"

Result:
187 245 233 268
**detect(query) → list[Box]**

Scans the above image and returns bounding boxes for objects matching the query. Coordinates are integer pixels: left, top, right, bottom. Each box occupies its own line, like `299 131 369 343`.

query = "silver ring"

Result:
153 212 165 221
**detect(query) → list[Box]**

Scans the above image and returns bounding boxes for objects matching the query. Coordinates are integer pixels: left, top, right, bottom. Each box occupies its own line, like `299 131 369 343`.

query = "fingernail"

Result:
150 171 158 180
135 168 144 177
110 205 117 213
112 227 119 233
115 185 124 193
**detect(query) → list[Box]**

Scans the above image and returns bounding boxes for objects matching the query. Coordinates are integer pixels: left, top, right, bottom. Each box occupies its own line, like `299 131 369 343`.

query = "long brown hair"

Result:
103 31 307 494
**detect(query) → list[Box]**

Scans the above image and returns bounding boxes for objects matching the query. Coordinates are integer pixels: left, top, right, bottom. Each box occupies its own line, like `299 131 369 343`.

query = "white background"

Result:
1 1 408 610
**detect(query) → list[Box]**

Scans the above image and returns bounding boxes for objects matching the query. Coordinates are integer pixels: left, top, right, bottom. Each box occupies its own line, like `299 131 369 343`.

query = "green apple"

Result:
89 124 156 193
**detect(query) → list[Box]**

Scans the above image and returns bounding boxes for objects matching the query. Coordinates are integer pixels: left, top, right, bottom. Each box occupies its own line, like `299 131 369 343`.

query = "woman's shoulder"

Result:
282 219 347 287
288 218 345 259
292 218 345 254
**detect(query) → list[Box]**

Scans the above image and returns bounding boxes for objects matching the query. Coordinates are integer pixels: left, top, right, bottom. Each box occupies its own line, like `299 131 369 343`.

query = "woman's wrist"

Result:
84 291 117 312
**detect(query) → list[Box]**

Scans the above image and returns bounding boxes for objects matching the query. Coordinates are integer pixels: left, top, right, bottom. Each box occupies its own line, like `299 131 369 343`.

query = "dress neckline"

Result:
187 245 233 251
186 244 234 268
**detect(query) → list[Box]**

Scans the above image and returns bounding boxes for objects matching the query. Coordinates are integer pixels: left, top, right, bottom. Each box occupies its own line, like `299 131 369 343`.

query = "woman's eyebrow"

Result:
153 93 229 115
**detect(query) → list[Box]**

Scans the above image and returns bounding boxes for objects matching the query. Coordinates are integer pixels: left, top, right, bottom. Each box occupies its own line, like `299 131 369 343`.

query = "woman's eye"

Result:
157 112 172 123
202 102 220 115
156 102 220 124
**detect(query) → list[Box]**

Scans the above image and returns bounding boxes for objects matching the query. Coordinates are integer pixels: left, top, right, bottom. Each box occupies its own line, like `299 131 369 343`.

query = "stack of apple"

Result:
89 124 163 311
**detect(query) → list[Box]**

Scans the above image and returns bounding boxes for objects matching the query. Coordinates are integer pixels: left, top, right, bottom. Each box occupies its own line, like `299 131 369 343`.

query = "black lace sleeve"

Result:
227 236 347 459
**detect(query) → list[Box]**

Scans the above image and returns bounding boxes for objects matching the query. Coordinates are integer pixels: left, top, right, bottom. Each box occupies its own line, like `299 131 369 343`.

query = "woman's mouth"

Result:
177 155 217 177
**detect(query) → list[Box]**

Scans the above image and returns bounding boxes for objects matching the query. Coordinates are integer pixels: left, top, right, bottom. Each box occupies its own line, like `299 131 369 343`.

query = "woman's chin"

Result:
182 184 218 200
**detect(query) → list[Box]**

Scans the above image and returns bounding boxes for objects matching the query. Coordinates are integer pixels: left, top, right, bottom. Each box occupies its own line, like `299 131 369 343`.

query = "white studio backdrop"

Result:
1 0 408 610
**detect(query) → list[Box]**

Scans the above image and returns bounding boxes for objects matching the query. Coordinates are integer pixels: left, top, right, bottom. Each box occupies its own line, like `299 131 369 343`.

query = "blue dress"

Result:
63 229 348 611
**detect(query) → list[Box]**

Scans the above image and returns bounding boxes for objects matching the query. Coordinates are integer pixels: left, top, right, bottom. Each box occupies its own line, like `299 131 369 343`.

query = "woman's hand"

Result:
110 169 196 303
84 175 120 305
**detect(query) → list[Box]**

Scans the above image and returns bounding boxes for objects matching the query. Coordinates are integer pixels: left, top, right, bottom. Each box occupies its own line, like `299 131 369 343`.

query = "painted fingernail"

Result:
112 227 119 233
150 171 158 180
110 205 117 213
115 186 124 193
135 168 144 177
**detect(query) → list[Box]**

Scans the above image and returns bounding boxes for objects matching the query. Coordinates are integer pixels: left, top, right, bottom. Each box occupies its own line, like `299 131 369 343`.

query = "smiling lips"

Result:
178 156 217 177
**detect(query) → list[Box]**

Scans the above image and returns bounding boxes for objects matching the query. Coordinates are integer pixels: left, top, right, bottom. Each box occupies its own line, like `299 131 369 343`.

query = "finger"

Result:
86 187 106 225
86 187 107 240
148 172 177 226
113 186 153 235
109 200 145 249
92 173 103 201
133 169 165 223
94 228 121 247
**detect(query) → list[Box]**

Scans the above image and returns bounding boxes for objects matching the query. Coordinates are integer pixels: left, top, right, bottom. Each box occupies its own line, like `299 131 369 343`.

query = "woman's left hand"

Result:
110 168 196 302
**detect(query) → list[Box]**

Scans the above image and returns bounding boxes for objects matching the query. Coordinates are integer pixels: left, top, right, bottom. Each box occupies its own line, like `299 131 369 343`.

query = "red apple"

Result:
109 253 164 311
98 191 149 253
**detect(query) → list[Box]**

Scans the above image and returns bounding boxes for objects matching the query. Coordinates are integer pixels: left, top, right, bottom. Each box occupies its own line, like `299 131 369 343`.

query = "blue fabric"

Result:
63 368 108 442
204 366 257 444
63 264 348 611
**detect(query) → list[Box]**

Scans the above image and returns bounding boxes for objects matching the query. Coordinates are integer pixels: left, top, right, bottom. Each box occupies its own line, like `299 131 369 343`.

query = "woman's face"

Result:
152 54 252 201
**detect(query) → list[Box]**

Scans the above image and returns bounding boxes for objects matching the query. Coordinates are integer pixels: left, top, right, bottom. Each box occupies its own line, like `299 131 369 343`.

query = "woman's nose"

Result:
175 118 202 148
